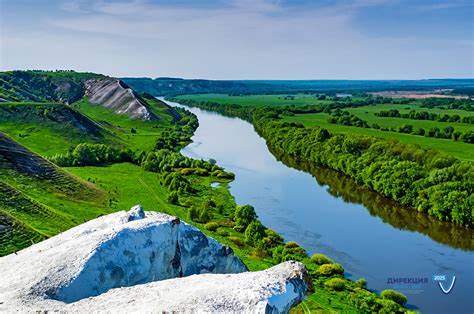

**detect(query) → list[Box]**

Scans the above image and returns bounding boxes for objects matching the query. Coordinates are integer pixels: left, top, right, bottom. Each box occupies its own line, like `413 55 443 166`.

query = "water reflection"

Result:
274 151 473 251
163 98 474 313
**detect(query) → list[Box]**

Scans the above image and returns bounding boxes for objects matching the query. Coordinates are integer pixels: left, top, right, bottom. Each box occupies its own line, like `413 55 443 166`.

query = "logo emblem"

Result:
433 275 456 294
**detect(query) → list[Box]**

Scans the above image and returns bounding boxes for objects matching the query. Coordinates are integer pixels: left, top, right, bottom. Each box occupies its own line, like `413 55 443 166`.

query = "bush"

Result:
311 253 333 265
167 191 179 205
198 206 212 223
317 263 344 276
244 220 266 245
284 241 300 248
381 289 407 305
216 228 229 236
324 278 346 291
261 229 284 248
356 278 367 288
49 143 133 167
273 242 307 263
376 299 402 314
204 221 219 231
228 236 244 247
187 206 199 222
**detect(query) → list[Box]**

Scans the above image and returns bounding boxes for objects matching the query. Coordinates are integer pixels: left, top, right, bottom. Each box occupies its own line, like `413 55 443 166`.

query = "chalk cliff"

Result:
0 206 310 313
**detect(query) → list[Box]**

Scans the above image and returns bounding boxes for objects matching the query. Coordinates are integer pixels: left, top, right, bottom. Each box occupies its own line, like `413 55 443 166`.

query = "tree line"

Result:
328 110 473 144
375 109 474 124
170 98 473 227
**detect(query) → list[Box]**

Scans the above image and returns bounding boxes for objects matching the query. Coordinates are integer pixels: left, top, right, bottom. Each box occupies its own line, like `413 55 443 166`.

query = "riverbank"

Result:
168 97 472 228
163 97 473 313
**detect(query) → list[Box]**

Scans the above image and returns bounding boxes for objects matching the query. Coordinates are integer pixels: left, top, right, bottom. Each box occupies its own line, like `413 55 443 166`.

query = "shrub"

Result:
167 191 179 205
251 247 268 258
244 220 266 245
273 242 307 263
261 229 284 248
324 278 346 291
284 241 300 248
311 253 333 265
187 206 199 222
356 278 367 288
381 289 407 305
198 206 212 223
228 236 244 247
317 263 344 276
376 299 402 313
204 222 219 231
216 228 229 236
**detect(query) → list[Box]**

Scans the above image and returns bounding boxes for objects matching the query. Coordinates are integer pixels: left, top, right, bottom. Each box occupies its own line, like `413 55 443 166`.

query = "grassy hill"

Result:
0 132 107 255
0 102 113 156
0 70 103 103
0 70 192 255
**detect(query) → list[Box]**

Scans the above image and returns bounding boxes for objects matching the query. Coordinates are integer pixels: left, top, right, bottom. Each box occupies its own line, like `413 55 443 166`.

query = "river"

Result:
162 98 473 313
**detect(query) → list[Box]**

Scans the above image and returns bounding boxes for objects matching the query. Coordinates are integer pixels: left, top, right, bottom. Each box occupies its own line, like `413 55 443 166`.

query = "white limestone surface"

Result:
0 205 310 313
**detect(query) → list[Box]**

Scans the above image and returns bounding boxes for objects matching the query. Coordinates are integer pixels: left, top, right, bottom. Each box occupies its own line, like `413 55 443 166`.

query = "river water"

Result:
163 98 473 313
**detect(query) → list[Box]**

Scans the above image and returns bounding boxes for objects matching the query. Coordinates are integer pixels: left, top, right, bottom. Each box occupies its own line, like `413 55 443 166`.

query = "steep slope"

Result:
0 71 155 120
0 102 110 156
0 207 310 312
0 102 103 137
0 70 102 103
0 132 105 255
0 132 100 197
85 78 156 120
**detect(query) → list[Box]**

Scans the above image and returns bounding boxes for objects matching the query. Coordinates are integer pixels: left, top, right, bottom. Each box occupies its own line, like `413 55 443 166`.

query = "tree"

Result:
244 220 266 245
461 131 474 143
233 205 257 232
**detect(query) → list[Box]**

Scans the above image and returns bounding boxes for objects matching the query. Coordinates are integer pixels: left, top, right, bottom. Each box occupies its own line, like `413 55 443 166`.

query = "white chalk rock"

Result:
85 78 154 120
0 206 310 313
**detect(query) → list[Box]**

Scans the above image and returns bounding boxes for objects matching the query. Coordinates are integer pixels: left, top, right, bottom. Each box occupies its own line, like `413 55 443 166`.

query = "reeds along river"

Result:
162 98 474 314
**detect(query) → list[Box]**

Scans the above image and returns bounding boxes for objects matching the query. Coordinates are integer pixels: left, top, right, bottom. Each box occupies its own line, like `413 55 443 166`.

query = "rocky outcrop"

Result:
85 78 155 120
0 206 310 313
65 261 309 313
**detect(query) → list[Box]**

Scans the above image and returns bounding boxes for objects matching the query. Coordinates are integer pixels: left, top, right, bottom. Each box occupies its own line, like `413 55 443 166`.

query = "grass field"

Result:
174 94 474 160
71 98 177 152
283 112 474 160
175 93 336 107
347 102 473 117
68 162 367 313
0 102 113 156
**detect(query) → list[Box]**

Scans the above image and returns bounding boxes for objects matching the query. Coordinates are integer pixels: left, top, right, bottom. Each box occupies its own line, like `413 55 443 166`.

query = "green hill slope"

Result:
0 132 107 255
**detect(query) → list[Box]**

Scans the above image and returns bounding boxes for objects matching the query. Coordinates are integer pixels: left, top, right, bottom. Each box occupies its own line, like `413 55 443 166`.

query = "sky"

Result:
0 0 473 79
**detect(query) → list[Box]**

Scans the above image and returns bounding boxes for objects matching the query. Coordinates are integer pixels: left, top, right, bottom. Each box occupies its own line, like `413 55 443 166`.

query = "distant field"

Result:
174 94 474 160
283 113 474 160
175 93 335 107
348 102 472 117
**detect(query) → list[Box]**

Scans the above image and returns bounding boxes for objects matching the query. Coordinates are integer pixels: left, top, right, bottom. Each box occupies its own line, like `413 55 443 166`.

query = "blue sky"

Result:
0 0 473 79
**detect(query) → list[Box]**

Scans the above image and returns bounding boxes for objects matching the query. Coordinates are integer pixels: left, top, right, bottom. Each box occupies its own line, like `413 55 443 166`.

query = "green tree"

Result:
233 205 257 232
244 220 266 245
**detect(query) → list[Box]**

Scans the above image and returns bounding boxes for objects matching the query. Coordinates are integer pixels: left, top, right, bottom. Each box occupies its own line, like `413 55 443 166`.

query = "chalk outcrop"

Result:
85 78 155 120
0 206 310 313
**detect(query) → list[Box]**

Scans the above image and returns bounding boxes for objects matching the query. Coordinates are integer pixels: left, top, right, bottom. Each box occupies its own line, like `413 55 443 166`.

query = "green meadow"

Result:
175 93 335 107
283 112 474 160
173 94 474 160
